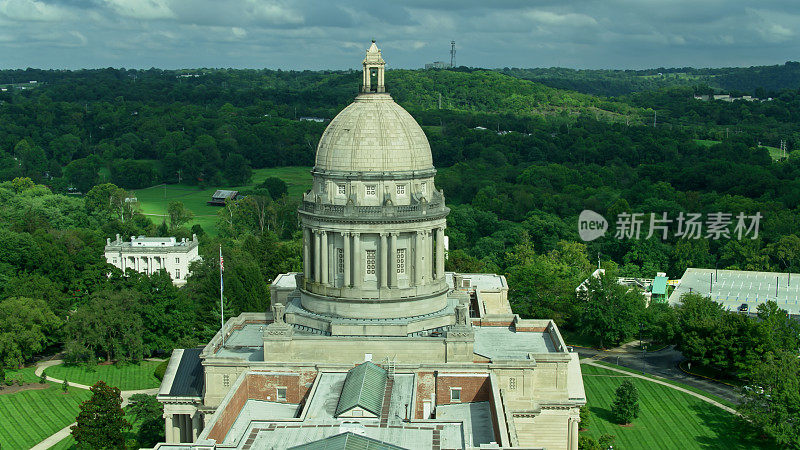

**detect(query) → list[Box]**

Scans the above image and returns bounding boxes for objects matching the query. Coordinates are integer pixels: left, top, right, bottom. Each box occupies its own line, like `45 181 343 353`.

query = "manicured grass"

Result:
133 166 311 235
694 139 721 147
589 360 737 409
45 361 162 391
580 364 776 449
0 380 91 449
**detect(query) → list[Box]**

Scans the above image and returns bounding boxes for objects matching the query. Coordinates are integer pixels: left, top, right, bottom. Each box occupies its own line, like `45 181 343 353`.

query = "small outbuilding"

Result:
208 190 238 206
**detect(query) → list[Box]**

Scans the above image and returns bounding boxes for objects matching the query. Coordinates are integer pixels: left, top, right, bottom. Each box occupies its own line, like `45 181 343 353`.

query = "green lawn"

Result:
133 166 312 235
0 368 91 449
45 361 162 391
580 364 775 449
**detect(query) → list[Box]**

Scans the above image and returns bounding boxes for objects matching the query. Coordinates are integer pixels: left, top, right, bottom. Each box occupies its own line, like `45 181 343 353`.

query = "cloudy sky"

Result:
1 0 798 70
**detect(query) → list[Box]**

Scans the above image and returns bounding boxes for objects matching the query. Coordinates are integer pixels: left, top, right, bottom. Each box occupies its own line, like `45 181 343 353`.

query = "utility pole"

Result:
653 110 657 127
438 92 442 109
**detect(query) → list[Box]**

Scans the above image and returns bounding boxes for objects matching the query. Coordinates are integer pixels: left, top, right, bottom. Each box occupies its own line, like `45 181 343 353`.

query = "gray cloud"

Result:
0 0 798 69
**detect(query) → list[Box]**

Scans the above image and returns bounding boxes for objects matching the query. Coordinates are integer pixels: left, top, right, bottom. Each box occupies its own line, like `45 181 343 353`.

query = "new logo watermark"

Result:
577 210 762 242
578 210 608 241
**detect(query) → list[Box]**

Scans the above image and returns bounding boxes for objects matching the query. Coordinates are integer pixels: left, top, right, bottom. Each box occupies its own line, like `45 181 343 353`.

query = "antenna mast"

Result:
450 41 456 68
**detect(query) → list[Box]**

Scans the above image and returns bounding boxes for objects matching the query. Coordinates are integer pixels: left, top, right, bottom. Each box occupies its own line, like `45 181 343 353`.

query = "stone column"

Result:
302 227 310 279
569 417 579 450
436 227 445 279
164 416 173 443
192 412 200 441
343 232 351 287
389 233 398 288
380 233 388 289
353 233 362 288
313 230 321 283
320 231 328 285
414 231 423 286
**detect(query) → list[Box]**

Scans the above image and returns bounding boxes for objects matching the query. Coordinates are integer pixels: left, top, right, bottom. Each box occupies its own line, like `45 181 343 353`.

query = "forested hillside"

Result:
501 61 800 96
2 66 800 439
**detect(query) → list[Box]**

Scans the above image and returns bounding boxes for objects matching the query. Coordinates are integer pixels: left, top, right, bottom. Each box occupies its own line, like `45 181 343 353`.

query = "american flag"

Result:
220 253 224 272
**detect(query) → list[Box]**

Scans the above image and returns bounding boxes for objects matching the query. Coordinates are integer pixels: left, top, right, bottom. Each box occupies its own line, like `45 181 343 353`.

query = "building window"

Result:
396 249 406 274
450 388 461 402
175 269 181 279
365 185 376 196
276 387 287 402
396 184 406 196
337 184 346 196
112 258 117 264
223 374 230 387
337 248 344 274
509 377 517 391
175 257 180 264
366 250 376 275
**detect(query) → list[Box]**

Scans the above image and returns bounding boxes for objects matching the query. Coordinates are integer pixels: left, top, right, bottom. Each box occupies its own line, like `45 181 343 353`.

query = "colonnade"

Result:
164 412 202 444
303 227 445 289
119 255 166 275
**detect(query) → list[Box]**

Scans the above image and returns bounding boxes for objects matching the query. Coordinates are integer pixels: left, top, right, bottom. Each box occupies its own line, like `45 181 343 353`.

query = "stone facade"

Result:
104 234 200 286
153 42 586 450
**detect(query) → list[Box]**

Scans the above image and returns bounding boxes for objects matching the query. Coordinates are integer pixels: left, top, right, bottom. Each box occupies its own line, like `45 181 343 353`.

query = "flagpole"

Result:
220 244 224 348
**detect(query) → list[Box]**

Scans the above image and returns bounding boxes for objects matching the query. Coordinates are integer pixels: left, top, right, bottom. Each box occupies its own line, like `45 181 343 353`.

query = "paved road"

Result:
30 360 159 450
577 344 741 405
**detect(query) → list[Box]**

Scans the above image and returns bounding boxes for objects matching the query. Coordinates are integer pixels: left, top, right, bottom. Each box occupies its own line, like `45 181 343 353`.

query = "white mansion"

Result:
104 234 200 286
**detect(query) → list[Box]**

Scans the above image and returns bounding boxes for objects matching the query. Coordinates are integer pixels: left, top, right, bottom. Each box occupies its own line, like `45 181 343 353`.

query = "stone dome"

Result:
314 93 434 174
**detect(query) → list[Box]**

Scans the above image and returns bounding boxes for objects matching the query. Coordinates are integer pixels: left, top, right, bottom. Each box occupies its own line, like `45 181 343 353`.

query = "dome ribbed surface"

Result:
315 94 433 173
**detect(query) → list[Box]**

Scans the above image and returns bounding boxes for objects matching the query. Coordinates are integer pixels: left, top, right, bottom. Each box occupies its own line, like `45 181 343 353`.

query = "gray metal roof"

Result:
212 190 238 199
168 348 204 397
335 362 387 417
289 432 406 450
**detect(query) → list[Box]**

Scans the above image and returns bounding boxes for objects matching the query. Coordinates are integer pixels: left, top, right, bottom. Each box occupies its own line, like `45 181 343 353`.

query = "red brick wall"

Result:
207 380 248 442
436 374 490 406
206 370 318 442
515 326 547 332
414 372 435 419
247 371 317 404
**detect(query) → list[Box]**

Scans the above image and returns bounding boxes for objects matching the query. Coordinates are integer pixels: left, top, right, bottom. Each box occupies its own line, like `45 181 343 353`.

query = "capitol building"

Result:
154 42 585 450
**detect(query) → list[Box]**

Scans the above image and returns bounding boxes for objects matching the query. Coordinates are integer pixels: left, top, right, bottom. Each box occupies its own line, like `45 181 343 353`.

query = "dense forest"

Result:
1 63 800 445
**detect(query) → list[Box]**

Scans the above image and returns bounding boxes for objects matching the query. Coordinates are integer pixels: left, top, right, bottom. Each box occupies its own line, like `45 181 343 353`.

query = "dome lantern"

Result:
362 40 385 93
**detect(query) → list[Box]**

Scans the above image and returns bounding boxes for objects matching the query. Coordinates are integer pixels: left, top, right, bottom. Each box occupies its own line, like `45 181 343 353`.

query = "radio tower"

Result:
450 41 456 68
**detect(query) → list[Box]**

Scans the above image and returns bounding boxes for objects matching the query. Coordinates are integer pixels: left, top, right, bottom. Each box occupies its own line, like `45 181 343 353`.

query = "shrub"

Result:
154 359 169 381
62 378 69 393
39 372 47 384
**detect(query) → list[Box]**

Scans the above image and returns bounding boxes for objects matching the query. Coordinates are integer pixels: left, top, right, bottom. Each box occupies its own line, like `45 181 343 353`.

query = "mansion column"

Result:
353 233 362 288
343 232 351 287
389 232 398 288
436 227 445 279
192 413 201 441
380 233 388 288
313 230 321 283
414 231 424 286
302 228 310 279
320 231 328 285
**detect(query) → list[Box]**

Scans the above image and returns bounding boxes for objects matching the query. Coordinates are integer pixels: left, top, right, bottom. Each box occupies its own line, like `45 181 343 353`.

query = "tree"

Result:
167 201 193 231
49 134 82 165
223 153 252 185
64 157 99 193
576 272 645 348
71 381 130 449
738 350 800 448
65 290 144 362
126 394 164 447
15 139 47 182
0 297 61 367
611 380 640 425
62 378 68 393
259 177 287 199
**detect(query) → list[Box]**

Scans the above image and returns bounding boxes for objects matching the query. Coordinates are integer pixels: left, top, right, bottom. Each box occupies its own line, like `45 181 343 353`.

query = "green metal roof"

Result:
335 362 387 417
652 276 668 295
289 432 406 450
